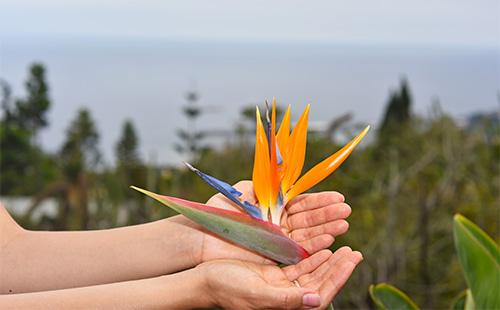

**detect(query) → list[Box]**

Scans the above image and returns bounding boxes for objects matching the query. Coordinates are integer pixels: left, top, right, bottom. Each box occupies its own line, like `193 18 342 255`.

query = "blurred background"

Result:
0 0 499 308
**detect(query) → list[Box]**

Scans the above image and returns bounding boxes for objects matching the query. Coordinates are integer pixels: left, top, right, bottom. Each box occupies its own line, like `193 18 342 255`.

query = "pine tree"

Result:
60 109 100 181
14 63 51 135
379 78 412 136
175 90 204 158
0 64 53 195
56 108 100 229
115 120 140 166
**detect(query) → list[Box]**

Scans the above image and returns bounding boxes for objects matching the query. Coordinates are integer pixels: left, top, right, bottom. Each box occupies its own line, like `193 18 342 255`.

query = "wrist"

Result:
164 216 205 267
155 267 213 309
194 262 217 308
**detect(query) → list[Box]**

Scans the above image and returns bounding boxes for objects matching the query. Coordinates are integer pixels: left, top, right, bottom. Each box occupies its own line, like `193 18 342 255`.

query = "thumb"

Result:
265 286 321 309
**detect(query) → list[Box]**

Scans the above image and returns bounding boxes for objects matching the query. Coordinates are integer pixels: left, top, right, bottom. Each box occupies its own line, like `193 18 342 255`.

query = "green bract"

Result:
453 214 500 309
369 283 419 310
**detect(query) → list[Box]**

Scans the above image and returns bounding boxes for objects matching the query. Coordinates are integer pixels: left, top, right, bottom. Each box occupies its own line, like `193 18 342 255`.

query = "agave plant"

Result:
133 100 369 264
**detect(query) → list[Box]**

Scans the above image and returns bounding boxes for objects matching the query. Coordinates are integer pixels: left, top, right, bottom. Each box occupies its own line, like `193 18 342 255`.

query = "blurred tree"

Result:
0 79 30 194
60 109 100 180
113 119 148 224
58 108 100 229
115 120 140 165
1 80 13 118
26 108 101 229
0 64 55 195
175 90 205 159
14 63 51 135
379 78 412 139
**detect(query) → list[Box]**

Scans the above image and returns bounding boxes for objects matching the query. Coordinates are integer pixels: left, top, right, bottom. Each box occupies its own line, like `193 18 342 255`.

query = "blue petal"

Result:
277 191 284 211
275 141 283 165
185 162 262 219
265 102 272 153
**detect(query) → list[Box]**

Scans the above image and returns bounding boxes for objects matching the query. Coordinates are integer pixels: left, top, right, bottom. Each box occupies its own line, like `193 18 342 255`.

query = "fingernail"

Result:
303 293 321 307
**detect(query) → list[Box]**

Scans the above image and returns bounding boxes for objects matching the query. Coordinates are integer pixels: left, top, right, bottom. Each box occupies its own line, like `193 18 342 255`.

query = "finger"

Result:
298 246 353 288
298 234 334 254
321 251 362 285
318 256 361 305
206 180 256 210
287 191 345 214
350 251 363 264
283 250 332 281
206 193 231 208
288 203 351 229
265 286 321 309
290 220 349 242
231 180 258 204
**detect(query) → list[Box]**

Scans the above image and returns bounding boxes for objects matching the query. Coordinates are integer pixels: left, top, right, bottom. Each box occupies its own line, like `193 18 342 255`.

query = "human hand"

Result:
198 247 362 310
200 180 351 264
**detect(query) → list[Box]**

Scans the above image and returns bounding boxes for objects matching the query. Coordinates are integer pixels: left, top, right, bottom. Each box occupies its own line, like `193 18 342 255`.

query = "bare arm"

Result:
0 183 351 294
0 249 363 310
0 205 203 294
0 269 209 310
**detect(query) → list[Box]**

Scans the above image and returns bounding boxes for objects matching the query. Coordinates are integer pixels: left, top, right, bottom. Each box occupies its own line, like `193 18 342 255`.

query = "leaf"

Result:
131 186 310 265
369 283 420 310
450 289 474 310
453 214 500 310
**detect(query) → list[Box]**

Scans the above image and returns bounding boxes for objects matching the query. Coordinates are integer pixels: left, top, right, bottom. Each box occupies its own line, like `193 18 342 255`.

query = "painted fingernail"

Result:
303 293 321 307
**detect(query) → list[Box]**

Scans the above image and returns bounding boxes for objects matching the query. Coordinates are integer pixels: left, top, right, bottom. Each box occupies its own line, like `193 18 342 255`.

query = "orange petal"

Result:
252 107 271 217
281 104 310 193
285 125 370 202
276 104 291 160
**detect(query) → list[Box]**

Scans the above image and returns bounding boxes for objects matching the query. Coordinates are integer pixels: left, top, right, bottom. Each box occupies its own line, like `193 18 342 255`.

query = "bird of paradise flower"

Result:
132 100 369 264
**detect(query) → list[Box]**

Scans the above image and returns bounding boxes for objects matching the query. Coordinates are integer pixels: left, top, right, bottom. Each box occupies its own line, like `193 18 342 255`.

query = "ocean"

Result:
1 36 498 164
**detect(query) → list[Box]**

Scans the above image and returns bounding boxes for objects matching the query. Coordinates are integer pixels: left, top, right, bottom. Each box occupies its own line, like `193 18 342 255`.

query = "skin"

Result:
201 247 363 310
0 249 362 310
198 181 351 264
0 181 360 309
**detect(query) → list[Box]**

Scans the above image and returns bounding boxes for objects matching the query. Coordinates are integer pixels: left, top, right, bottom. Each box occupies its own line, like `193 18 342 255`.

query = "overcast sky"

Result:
1 0 499 47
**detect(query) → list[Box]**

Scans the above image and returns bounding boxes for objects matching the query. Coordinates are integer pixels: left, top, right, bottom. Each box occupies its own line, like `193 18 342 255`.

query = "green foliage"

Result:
379 78 412 139
14 63 51 133
369 283 419 310
115 120 140 165
370 215 499 310
0 64 56 195
2 65 499 308
113 119 148 224
453 214 500 309
451 290 474 310
175 90 205 157
60 108 100 181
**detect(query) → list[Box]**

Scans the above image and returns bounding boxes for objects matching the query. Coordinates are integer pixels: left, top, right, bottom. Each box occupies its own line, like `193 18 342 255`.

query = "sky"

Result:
1 0 499 48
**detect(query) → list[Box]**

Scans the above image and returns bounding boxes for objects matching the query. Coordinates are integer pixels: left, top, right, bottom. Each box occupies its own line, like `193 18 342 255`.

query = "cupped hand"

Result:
201 180 351 263
199 247 362 310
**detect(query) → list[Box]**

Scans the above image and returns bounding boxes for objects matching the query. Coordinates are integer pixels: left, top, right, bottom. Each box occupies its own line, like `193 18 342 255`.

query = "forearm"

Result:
0 268 211 310
0 215 204 293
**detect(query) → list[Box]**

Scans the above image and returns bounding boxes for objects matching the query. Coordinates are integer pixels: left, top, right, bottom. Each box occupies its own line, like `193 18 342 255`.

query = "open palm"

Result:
202 247 362 309
202 180 352 263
